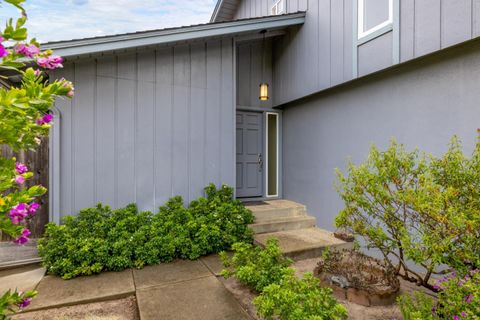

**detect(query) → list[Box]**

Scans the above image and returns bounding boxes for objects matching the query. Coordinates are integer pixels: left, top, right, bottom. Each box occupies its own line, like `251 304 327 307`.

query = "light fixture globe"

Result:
260 83 269 101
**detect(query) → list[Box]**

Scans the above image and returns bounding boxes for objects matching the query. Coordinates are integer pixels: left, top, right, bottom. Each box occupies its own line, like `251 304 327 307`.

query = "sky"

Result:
0 0 218 43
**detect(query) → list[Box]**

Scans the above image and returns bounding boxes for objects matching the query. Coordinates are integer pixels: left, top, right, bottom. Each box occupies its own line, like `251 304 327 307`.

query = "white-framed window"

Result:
265 112 279 198
358 0 393 39
271 0 285 15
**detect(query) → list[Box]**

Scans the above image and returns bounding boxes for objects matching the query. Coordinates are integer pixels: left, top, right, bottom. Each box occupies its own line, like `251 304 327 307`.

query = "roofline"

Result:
210 0 225 23
44 13 305 58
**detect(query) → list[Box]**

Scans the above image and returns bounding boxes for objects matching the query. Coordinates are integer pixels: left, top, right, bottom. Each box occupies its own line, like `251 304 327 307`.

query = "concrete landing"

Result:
0 240 41 270
254 227 352 260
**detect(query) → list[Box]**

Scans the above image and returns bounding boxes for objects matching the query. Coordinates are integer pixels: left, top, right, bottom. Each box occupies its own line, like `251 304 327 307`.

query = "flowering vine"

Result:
0 0 74 318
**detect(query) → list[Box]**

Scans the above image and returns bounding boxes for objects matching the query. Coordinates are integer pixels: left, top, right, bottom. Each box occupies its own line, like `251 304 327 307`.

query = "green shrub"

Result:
397 291 435 320
335 137 480 289
38 184 254 279
221 239 347 320
220 238 294 292
397 270 480 319
254 273 348 320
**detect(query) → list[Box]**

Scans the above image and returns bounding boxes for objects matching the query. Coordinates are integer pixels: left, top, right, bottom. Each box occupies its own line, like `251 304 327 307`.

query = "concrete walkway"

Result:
4 255 252 320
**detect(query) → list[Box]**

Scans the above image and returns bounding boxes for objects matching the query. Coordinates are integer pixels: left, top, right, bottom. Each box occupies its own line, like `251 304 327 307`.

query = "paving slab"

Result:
0 265 45 294
200 254 227 276
12 296 139 320
28 269 135 311
136 275 251 320
133 259 211 289
255 227 352 260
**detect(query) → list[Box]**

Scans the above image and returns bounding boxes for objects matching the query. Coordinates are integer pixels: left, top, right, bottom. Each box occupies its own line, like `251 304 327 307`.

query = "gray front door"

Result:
236 111 263 198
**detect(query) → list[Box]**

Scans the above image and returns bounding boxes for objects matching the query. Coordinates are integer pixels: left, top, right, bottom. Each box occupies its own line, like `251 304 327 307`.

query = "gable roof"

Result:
211 0 241 22
45 13 305 58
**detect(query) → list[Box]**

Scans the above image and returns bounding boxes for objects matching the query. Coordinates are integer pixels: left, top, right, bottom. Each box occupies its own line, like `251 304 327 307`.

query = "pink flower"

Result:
28 202 40 215
15 175 25 184
14 43 40 58
36 55 63 69
34 69 42 77
17 297 32 308
9 203 28 224
0 45 7 58
62 79 75 97
14 228 31 245
0 37 8 58
15 162 28 174
36 114 53 125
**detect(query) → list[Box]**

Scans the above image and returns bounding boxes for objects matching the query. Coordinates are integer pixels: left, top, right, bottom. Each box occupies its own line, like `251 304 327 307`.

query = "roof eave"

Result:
44 13 306 58
210 0 224 23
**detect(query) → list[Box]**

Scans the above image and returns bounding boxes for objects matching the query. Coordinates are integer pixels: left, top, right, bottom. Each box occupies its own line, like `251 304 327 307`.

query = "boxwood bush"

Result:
221 239 348 320
38 184 254 279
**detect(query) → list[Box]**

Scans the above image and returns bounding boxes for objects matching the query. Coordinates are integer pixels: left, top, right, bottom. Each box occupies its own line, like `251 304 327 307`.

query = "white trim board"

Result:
357 0 393 40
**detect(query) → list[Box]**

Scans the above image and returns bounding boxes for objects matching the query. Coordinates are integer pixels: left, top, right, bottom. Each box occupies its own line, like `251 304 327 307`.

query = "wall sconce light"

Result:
259 83 269 101
259 30 269 101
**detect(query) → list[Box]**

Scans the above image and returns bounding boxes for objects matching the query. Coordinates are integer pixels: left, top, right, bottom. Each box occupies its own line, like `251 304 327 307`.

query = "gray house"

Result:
46 0 480 231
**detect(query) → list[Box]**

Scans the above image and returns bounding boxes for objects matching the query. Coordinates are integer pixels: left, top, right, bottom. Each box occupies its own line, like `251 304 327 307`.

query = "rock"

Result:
331 275 350 288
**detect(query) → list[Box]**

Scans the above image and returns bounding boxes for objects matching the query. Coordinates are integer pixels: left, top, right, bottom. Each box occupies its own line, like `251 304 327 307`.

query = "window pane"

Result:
364 0 389 31
267 114 277 196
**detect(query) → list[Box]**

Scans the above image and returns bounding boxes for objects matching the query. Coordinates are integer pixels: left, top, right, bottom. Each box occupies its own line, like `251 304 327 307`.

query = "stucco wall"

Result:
282 41 480 230
51 39 235 219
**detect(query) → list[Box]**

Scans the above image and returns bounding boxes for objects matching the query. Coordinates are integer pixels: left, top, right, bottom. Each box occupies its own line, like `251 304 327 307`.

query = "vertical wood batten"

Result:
172 45 191 202
73 60 95 213
205 41 222 188
95 57 116 207
414 0 441 57
221 39 235 186
441 0 472 48
190 43 207 200
53 65 74 219
136 51 156 211
116 53 136 208
155 47 174 205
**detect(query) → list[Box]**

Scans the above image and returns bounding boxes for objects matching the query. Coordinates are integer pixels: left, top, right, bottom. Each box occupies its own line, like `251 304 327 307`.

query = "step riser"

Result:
250 218 316 234
283 242 353 261
251 206 307 221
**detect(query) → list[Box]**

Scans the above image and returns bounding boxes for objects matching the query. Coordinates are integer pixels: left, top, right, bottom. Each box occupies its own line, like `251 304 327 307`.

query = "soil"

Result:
11 296 139 320
218 277 261 320
314 250 400 294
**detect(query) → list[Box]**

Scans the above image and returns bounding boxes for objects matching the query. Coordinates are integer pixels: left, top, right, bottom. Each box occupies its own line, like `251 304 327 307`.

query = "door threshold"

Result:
238 197 282 203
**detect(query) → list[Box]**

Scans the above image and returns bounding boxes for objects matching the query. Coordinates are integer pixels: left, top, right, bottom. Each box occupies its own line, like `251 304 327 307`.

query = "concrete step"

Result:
249 216 316 234
254 228 352 261
245 200 307 222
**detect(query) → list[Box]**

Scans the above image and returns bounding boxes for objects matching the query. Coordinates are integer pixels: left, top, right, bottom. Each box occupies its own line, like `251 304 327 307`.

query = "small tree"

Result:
0 0 73 317
335 137 479 290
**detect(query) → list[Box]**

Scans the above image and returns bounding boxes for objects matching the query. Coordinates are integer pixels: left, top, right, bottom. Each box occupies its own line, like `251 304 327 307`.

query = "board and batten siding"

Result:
50 39 235 220
232 0 480 106
234 0 354 105
237 38 273 108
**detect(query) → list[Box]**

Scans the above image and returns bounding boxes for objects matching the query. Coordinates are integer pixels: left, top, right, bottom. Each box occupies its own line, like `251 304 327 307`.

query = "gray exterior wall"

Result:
282 41 480 230
51 39 235 220
237 38 273 109
230 0 480 106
